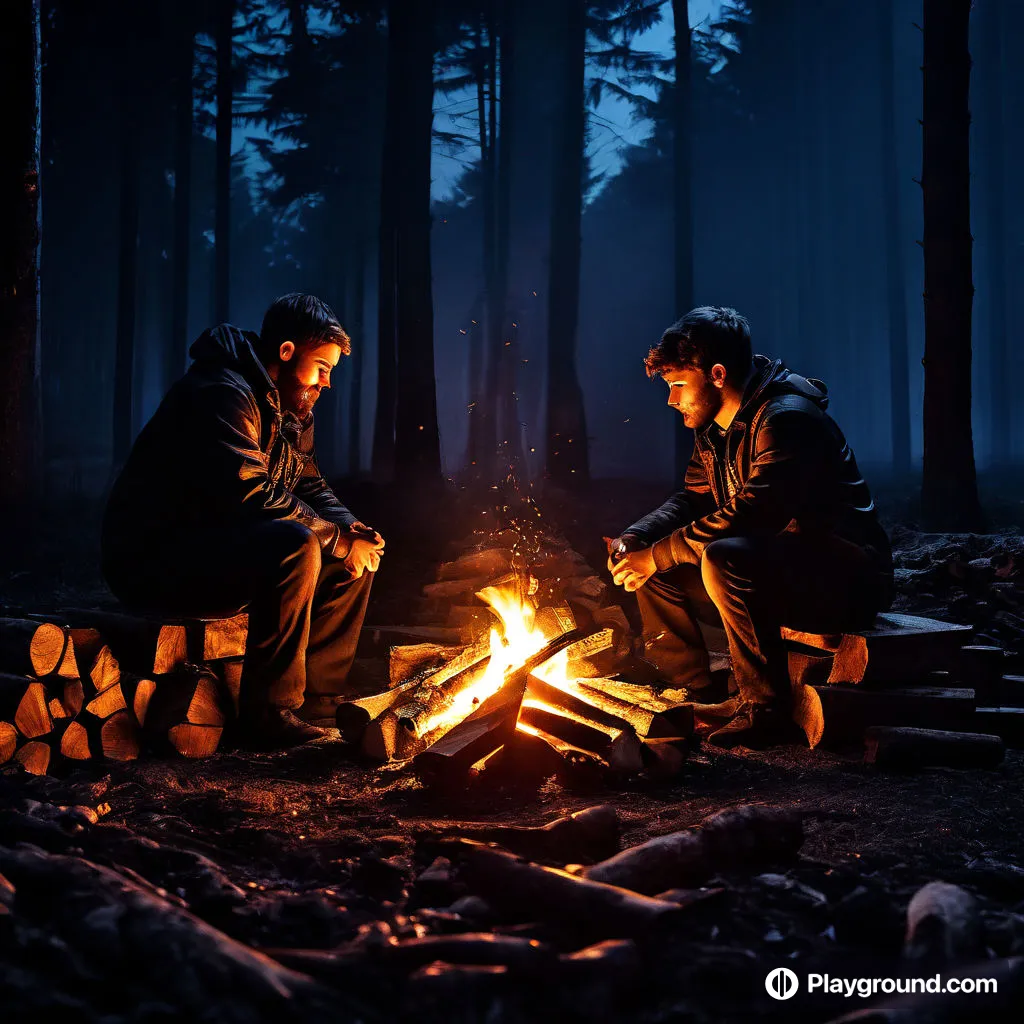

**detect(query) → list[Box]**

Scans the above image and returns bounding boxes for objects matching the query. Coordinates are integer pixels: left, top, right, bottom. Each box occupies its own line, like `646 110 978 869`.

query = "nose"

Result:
667 390 680 408
320 370 331 390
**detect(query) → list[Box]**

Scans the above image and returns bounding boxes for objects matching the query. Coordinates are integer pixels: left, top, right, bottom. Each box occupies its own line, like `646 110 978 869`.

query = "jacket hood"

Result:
733 354 830 424
188 323 277 395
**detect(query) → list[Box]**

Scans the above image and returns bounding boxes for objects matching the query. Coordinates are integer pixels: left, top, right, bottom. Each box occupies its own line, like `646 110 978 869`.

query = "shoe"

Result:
236 708 331 751
707 701 806 750
296 694 346 728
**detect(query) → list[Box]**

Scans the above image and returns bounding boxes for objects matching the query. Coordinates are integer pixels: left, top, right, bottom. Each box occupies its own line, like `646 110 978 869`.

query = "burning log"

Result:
417 805 620 863
583 804 804 895
512 723 608 778
517 701 645 774
413 674 527 783
456 841 686 938
389 641 467 687
0 617 68 677
0 674 52 738
389 628 586 761
864 725 1005 770
336 676 424 744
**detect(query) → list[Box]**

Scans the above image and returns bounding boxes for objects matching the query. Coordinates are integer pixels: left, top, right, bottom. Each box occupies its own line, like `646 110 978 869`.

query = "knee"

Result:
700 538 748 595
261 521 322 579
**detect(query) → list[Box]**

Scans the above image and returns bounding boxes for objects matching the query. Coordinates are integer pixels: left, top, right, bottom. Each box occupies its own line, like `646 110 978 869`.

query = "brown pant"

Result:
103 519 372 717
635 533 889 705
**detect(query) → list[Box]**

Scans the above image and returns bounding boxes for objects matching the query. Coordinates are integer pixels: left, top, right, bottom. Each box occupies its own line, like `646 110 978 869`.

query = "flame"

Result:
420 577 568 735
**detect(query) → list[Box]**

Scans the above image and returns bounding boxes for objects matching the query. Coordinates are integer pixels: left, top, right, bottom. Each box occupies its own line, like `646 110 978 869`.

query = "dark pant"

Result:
104 520 372 716
635 534 887 705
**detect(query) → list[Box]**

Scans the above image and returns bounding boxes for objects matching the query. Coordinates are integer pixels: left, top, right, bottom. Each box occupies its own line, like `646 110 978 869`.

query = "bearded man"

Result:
607 306 893 749
102 294 384 749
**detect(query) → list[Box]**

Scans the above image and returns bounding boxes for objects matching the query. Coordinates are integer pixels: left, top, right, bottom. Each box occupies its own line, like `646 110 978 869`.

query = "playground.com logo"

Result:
765 967 800 1000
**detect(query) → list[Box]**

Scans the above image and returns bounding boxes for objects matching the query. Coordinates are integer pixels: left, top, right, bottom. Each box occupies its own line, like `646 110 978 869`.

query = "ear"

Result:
710 363 728 389
278 340 296 362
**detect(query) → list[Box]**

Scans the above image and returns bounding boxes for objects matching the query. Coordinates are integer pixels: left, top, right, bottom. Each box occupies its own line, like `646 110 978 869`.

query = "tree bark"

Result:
0 0 41 509
878 0 911 476
113 5 141 468
169 1 194 389
920 0 982 530
980 1 1009 468
391 0 442 486
214 0 233 324
544 0 589 487
670 0 694 487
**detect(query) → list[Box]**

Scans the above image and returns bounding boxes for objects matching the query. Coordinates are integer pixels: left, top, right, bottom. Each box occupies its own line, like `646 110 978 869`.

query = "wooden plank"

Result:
814 685 976 748
782 613 974 685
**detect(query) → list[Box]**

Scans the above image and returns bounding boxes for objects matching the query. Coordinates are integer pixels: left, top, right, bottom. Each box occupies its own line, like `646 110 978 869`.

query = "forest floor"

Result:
2 476 1024 1023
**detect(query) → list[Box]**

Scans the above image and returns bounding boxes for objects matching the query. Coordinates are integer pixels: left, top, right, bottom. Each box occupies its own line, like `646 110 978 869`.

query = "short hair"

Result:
645 305 752 382
256 293 351 364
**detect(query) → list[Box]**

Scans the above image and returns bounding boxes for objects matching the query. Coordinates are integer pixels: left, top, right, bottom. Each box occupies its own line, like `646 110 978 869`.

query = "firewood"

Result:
388 933 554 971
0 674 52 738
144 665 227 757
209 657 243 717
438 548 514 581
418 805 620 863
0 617 68 677
50 607 189 675
0 721 16 763
456 841 685 937
422 576 493 600
958 644 1006 704
14 740 52 775
200 613 248 660
517 700 645 774
864 726 1005 770
904 881 982 962
336 676 424 743
413 674 527 782
584 804 803 894
0 845 323 1013
972 706 1024 748
512 722 608 777
389 641 465 687
60 708 140 761
56 676 84 717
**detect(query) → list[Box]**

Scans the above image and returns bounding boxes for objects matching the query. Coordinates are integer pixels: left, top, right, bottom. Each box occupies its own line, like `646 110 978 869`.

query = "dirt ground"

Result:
2 477 1024 1023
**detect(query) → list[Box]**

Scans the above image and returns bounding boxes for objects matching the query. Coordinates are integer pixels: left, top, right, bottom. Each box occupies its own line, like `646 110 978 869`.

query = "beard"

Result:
278 373 322 422
679 381 723 431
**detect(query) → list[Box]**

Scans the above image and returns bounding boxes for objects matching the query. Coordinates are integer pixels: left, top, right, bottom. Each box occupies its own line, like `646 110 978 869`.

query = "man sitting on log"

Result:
102 294 384 749
607 306 893 749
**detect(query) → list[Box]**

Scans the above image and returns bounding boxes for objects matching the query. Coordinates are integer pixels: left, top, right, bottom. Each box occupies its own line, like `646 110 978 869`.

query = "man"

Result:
607 306 893 749
102 293 384 749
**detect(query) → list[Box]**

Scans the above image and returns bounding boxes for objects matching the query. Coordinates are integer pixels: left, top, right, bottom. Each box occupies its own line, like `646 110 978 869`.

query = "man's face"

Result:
276 340 343 420
663 364 723 431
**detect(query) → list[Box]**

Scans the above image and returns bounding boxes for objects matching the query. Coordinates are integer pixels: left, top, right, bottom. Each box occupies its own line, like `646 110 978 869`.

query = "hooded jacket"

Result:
626 356 893 582
102 324 358 566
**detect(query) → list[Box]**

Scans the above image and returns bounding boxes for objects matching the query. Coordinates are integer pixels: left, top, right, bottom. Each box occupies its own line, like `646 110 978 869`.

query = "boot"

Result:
236 707 331 751
707 701 806 750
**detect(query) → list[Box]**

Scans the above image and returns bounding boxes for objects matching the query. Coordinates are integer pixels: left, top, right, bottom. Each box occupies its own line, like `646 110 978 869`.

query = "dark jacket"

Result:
102 324 358 567
627 356 893 581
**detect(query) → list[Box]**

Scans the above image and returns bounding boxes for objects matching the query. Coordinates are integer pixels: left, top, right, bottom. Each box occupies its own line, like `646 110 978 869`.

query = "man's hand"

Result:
344 524 385 577
603 532 642 575
609 546 657 593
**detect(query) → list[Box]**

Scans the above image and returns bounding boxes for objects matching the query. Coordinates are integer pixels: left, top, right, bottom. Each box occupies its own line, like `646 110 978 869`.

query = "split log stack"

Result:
0 610 246 774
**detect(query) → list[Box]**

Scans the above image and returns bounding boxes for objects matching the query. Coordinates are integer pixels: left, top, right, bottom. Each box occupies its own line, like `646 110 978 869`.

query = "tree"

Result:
920 0 982 530
214 0 234 323
670 0 694 486
544 0 589 487
0 0 41 508
878 0 910 475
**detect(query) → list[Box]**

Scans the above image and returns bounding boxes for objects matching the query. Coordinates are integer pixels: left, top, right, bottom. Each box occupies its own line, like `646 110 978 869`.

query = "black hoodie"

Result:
102 324 358 569
626 355 893 582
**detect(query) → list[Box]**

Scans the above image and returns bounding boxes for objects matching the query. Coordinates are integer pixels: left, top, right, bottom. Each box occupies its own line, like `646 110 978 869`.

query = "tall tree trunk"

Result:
920 0 982 530
981 0 1009 468
169 2 194 388
348 230 366 474
670 0 694 486
0 0 42 508
112 13 141 468
544 0 588 487
214 0 233 324
464 19 491 473
392 0 442 486
371 3 401 480
878 0 910 475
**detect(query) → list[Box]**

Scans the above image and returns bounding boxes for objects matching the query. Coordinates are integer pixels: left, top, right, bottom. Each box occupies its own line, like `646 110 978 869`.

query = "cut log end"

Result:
0 722 17 763
60 720 92 760
168 723 223 758
14 741 51 775
101 711 140 761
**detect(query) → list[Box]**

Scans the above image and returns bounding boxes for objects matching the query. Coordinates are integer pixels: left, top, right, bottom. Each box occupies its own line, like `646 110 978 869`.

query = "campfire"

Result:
340 555 695 786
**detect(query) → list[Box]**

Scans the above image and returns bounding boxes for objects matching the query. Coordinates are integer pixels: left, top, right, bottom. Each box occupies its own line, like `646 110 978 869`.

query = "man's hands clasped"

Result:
604 533 656 593
344 521 386 578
